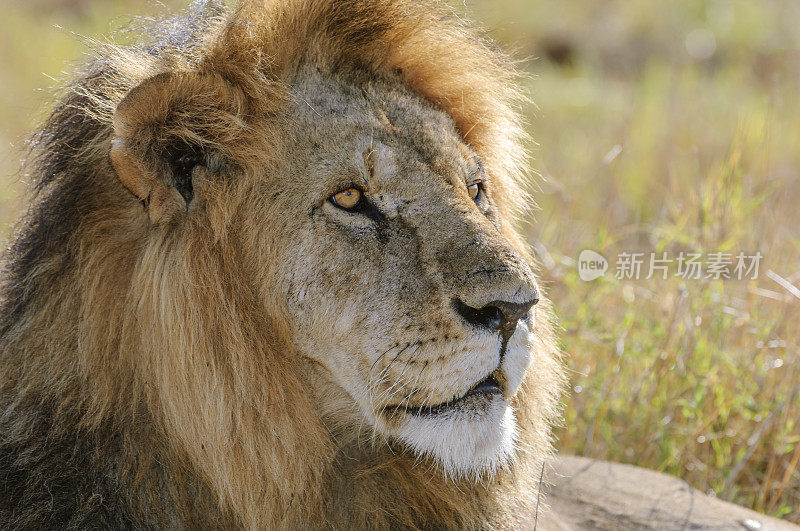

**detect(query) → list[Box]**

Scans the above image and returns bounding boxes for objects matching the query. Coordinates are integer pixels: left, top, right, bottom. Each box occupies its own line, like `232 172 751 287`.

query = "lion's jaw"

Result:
292 298 537 480
274 68 541 480
385 319 536 479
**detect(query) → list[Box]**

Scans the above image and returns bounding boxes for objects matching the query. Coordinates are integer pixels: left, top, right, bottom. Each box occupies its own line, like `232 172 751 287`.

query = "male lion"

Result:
0 0 564 528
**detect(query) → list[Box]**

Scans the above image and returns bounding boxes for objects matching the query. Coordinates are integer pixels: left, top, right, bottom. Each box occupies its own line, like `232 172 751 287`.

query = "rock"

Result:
533 456 798 530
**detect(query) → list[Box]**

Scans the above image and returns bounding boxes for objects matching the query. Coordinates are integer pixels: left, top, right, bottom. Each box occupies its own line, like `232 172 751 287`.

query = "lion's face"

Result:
259 68 539 478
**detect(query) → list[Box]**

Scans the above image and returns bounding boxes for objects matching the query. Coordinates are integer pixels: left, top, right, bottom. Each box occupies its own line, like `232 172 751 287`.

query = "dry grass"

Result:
1 0 798 522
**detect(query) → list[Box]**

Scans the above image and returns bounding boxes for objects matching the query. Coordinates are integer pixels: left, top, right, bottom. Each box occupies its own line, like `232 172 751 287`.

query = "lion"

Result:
0 0 564 528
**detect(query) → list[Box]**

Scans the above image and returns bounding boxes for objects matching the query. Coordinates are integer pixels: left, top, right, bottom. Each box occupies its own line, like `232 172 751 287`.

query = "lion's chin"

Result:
393 396 518 480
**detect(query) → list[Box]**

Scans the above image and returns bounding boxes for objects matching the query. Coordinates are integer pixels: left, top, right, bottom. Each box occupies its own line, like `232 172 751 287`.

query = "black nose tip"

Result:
453 297 538 341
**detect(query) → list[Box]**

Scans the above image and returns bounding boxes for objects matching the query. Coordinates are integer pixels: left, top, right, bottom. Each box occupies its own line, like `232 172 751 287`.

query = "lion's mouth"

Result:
400 373 503 417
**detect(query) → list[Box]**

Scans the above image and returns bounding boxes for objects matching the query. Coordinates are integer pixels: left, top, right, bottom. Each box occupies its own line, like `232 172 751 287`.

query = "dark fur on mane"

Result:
0 4 233 527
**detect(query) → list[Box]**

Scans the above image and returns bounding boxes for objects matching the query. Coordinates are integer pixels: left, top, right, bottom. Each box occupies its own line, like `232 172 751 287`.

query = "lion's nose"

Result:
453 297 538 342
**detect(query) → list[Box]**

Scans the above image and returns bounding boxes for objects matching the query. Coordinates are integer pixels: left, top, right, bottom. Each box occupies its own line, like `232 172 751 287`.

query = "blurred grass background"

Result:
1 0 799 522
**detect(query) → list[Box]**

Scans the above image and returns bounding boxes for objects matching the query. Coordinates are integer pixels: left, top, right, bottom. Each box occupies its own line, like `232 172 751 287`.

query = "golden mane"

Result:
0 1 563 528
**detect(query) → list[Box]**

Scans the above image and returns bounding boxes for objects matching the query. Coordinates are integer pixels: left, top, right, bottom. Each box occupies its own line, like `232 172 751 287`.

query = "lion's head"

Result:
278 67 542 477
1 0 563 527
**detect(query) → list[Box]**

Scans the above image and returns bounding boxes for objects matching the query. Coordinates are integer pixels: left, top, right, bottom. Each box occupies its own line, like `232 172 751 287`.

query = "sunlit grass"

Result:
1 0 798 522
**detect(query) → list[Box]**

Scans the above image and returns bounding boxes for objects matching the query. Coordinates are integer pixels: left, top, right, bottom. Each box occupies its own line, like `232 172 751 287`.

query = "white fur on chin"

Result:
396 398 519 481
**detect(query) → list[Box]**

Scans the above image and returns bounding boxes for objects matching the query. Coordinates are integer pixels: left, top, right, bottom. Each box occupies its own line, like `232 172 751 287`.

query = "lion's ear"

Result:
110 72 208 224
109 139 189 225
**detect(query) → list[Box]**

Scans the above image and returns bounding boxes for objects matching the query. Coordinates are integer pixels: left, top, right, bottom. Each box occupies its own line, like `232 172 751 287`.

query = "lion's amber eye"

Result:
330 188 362 210
467 181 482 200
